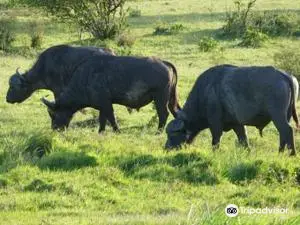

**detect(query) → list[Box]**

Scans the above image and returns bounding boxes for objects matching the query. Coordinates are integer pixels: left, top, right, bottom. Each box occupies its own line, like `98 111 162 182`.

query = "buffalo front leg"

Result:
209 124 223 150
207 87 223 150
98 111 107 133
100 103 120 133
233 125 249 148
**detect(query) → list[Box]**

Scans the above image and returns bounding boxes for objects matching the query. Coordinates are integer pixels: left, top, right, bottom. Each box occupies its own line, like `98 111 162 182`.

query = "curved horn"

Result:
41 97 56 110
16 67 21 76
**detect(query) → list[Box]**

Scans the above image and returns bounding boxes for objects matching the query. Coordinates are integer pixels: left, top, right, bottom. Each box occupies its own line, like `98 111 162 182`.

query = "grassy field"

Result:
1 0 300 224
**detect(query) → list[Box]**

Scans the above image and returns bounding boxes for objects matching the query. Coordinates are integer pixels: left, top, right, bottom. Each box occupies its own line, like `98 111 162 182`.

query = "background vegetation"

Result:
0 0 300 224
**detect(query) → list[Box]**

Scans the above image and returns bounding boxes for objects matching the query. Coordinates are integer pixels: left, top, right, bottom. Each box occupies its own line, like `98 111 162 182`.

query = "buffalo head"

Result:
6 68 31 103
165 110 190 149
41 98 73 131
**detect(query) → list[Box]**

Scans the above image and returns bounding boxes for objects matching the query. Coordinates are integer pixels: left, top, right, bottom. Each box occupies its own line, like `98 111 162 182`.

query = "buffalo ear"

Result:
167 119 185 132
15 68 26 82
9 74 25 86
176 110 187 121
41 98 57 112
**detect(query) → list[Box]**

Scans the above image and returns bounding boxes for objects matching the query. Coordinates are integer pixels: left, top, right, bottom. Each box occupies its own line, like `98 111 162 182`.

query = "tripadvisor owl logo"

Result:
225 204 239 217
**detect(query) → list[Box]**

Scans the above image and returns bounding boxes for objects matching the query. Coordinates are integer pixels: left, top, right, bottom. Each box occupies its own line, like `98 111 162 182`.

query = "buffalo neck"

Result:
23 70 48 91
182 84 208 133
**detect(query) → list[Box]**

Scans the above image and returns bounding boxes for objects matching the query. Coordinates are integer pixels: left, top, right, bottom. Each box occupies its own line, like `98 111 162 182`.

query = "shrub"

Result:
153 23 184 35
274 49 300 80
198 36 219 52
117 33 136 47
0 178 8 188
129 8 141 17
294 167 300 185
238 28 268 48
251 11 300 36
227 161 261 184
221 0 257 38
13 0 128 40
115 46 132 56
38 151 98 171
24 179 55 192
0 19 15 51
22 132 53 158
29 21 44 49
265 163 289 183
222 1 300 38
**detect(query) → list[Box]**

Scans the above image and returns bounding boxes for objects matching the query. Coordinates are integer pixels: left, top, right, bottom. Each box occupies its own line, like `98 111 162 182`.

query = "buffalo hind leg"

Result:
100 103 120 133
271 113 296 156
168 91 181 118
233 125 249 148
153 92 169 132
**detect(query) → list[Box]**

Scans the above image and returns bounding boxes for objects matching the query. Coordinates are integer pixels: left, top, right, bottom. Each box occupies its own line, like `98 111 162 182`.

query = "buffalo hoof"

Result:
289 150 296 156
113 128 121 134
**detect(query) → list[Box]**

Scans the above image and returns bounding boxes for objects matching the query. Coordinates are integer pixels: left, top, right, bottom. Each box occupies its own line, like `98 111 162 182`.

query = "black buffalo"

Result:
6 45 115 104
165 65 299 156
41 55 181 132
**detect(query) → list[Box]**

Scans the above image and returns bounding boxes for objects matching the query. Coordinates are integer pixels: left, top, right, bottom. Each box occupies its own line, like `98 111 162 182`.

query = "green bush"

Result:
0 178 8 188
13 0 128 40
265 163 289 183
22 132 53 158
226 161 261 184
38 151 98 171
221 0 257 38
274 49 300 80
221 0 300 38
29 21 44 49
117 33 136 47
129 8 141 17
294 168 300 185
24 179 55 192
153 23 184 35
198 36 219 52
238 28 268 48
115 46 132 56
251 11 300 36
0 19 15 51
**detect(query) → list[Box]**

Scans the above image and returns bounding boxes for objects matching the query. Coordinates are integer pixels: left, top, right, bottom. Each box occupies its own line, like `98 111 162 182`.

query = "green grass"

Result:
1 0 300 224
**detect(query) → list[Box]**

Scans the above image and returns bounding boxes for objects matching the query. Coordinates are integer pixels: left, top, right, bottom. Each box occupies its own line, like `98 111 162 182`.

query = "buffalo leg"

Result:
209 124 223 150
153 92 169 132
271 112 295 156
233 125 249 147
186 131 199 144
101 103 120 133
207 88 223 149
168 93 181 119
98 111 107 133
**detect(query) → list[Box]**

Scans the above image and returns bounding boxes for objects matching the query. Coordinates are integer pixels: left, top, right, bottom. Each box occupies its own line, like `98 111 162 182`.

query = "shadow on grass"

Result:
38 151 98 171
128 12 226 28
225 161 262 184
72 118 98 129
115 152 219 185
178 28 220 44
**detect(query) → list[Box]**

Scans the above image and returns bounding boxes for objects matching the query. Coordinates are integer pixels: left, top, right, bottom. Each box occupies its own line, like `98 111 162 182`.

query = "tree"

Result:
12 0 128 40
